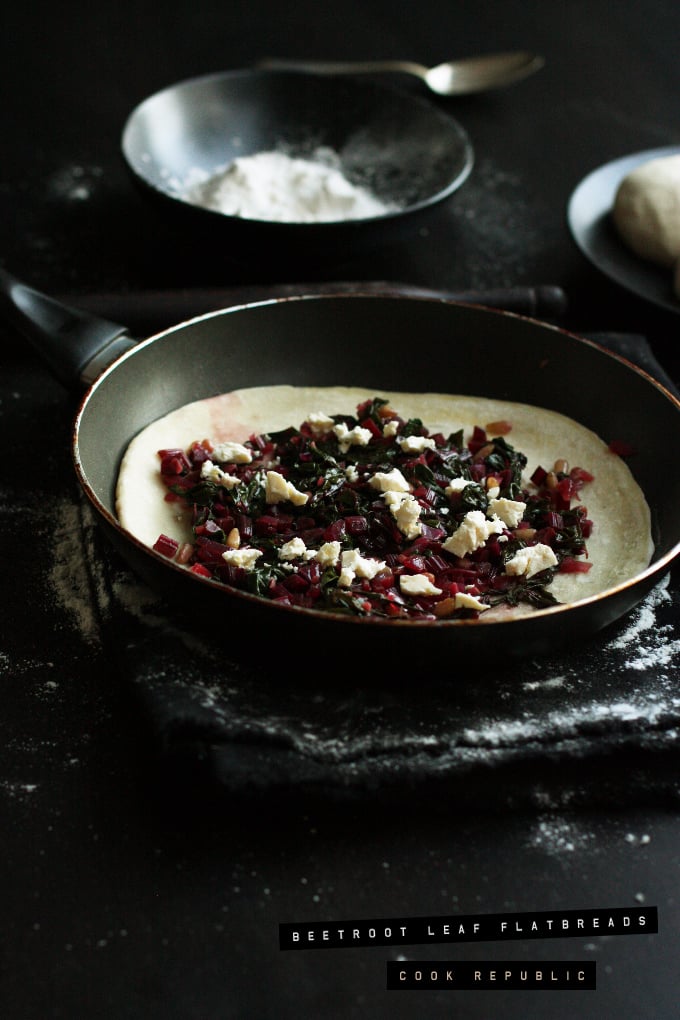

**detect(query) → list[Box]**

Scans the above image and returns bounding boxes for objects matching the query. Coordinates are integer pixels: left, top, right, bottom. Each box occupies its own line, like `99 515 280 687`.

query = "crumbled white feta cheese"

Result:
369 467 411 493
486 483 501 499
382 420 399 438
265 470 309 506
454 591 488 612
488 497 526 528
338 549 386 587
442 510 504 557
221 547 263 570
210 441 252 464
345 464 359 484
445 477 473 495
305 411 336 436
505 543 558 578
383 490 423 539
200 460 241 488
333 422 372 452
398 435 436 454
399 574 443 597
314 541 341 567
278 537 308 561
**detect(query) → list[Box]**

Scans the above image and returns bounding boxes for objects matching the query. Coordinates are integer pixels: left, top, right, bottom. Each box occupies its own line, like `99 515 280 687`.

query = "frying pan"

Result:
3 268 679 664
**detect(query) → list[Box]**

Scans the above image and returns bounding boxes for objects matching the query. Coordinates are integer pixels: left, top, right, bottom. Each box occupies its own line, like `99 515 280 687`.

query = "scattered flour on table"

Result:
624 831 652 846
529 814 656 859
448 157 550 288
522 676 567 692
604 575 680 672
529 816 596 855
48 497 163 635
48 498 104 644
182 147 398 222
48 163 104 202
0 781 39 800
0 649 56 683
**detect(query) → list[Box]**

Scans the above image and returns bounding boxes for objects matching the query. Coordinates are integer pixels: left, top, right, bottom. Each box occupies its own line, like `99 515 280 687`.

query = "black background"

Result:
2 2 679 1017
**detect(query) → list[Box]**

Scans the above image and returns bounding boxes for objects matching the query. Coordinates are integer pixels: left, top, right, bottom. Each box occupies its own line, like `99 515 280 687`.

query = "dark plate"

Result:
567 146 680 315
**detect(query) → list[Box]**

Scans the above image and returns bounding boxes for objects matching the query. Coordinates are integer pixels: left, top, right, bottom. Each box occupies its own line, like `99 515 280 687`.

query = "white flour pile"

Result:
183 147 396 222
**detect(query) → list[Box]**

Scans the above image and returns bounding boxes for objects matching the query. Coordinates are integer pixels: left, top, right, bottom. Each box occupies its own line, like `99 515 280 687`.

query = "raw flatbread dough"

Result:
612 154 680 267
116 385 654 610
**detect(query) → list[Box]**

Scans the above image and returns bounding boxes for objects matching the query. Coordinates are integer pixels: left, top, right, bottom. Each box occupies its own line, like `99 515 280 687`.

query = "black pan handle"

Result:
64 282 568 334
0 267 137 388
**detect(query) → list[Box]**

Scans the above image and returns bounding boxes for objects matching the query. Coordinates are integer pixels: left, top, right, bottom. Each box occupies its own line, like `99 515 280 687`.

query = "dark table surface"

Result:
2 2 680 1017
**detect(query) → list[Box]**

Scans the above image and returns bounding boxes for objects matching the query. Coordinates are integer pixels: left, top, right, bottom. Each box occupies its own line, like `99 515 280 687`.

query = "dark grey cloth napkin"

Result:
106 566 680 807
82 325 680 806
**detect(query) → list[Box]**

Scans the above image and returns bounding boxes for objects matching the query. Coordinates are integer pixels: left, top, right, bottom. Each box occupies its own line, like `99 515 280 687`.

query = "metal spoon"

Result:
257 51 545 96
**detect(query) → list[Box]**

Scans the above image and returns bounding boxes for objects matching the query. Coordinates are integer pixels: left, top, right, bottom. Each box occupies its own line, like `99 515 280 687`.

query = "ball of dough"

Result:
612 154 680 267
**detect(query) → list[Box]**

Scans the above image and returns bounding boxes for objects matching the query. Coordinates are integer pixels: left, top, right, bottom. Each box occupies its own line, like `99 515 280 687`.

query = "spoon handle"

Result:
257 58 427 79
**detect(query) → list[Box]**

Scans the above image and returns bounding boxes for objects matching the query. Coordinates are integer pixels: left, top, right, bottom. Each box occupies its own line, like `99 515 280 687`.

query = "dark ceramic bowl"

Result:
120 69 474 261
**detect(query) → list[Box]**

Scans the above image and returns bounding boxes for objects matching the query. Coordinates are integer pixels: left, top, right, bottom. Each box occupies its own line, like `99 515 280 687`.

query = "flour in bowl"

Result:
183 147 397 222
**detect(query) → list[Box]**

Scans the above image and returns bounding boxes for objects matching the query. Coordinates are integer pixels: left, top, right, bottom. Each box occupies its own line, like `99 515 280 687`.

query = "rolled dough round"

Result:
612 154 680 267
